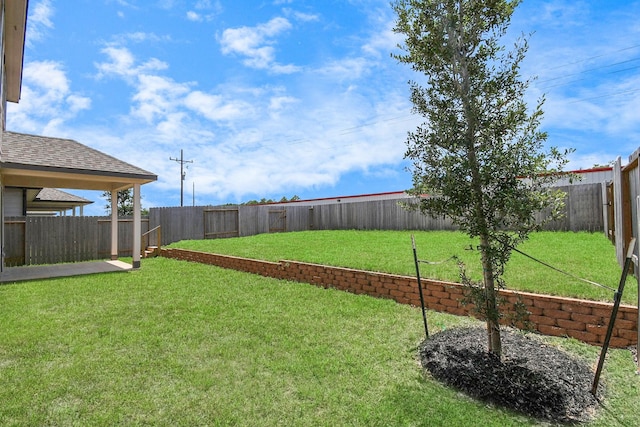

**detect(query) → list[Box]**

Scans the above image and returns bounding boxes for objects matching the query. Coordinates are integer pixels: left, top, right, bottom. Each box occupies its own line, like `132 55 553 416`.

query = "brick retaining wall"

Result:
161 248 638 348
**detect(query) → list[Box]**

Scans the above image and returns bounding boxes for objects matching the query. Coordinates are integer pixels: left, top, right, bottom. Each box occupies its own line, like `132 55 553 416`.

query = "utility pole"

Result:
169 149 193 207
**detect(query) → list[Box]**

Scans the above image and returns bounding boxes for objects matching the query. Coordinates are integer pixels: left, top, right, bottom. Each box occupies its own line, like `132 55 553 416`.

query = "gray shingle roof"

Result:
1 131 157 181
35 188 93 204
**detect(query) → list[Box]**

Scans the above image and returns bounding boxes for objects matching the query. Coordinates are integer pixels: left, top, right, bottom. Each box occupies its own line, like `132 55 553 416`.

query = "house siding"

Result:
3 187 22 216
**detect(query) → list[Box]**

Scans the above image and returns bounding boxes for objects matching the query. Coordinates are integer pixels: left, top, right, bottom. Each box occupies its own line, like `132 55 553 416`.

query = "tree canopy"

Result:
102 189 147 216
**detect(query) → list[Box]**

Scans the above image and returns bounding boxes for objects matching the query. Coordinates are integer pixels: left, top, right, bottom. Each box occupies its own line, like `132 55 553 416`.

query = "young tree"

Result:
102 189 142 216
392 0 569 357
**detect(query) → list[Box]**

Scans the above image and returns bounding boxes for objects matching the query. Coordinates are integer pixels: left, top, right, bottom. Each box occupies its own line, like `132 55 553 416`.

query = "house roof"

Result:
0 131 157 191
33 188 93 204
4 1 29 103
26 188 94 214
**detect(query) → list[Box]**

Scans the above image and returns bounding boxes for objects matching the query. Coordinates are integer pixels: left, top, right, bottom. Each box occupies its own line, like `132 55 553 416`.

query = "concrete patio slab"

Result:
0 260 133 283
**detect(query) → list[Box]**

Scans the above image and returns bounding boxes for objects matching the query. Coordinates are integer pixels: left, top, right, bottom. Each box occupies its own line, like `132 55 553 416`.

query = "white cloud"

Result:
6 61 91 133
94 46 136 76
114 0 137 8
536 1 590 27
183 91 253 122
25 60 69 95
175 86 415 202
156 112 188 139
112 32 172 44
362 21 403 58
269 95 298 111
26 0 54 46
95 45 254 127
95 46 168 79
67 94 92 113
219 17 300 73
186 11 202 21
132 74 191 123
283 8 320 23
316 57 371 81
187 0 222 21
158 0 178 10
195 0 213 8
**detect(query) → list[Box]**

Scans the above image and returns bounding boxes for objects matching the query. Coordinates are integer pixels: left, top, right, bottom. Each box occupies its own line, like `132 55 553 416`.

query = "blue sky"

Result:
7 0 640 215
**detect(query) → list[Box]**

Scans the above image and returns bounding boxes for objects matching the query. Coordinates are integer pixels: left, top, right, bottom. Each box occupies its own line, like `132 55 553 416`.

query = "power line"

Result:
537 64 640 91
536 57 640 86
566 88 640 105
526 46 640 104
543 43 640 72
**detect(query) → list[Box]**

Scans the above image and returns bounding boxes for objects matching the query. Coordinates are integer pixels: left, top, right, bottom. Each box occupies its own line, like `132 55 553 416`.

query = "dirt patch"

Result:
419 326 602 424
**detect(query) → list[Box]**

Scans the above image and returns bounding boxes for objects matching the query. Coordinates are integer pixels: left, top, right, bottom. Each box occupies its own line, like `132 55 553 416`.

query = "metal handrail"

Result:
141 225 162 255
142 225 161 238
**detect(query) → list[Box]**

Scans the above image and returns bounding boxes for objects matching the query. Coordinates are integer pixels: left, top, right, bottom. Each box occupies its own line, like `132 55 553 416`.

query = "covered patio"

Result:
0 131 157 276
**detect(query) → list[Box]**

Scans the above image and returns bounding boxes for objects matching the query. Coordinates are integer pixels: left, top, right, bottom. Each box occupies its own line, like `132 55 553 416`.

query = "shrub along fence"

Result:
150 183 604 246
161 247 638 348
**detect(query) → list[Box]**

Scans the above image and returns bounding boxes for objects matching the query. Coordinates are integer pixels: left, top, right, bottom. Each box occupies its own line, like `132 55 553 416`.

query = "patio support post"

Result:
111 190 118 260
133 184 141 269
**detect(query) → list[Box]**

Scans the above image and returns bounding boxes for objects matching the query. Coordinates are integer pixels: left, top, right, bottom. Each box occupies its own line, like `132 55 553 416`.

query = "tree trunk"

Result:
480 233 502 357
449 0 502 358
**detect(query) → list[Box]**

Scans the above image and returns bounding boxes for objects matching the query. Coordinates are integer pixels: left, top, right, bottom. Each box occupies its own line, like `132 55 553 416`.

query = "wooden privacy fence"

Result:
607 150 640 266
602 147 640 371
149 183 604 246
149 201 457 246
2 182 604 266
3 216 150 266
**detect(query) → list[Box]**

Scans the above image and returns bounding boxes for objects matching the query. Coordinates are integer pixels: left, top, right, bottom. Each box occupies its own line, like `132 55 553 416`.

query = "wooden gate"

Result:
204 208 239 239
268 209 286 233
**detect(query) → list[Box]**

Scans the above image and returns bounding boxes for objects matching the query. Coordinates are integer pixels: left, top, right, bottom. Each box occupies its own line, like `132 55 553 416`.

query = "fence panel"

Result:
25 216 98 265
285 205 314 232
4 216 149 266
4 217 26 267
96 217 150 258
542 184 604 232
567 184 605 232
204 208 239 239
149 206 206 245
238 205 261 236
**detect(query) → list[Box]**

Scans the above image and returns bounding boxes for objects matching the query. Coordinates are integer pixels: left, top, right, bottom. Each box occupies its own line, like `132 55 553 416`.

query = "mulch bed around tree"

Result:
419 326 602 424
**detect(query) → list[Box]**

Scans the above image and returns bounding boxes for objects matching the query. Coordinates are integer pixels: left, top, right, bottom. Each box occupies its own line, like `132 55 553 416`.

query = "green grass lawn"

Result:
1 257 638 426
169 230 638 304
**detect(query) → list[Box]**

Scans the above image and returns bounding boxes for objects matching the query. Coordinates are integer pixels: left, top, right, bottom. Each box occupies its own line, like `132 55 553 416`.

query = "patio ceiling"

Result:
1 131 157 191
